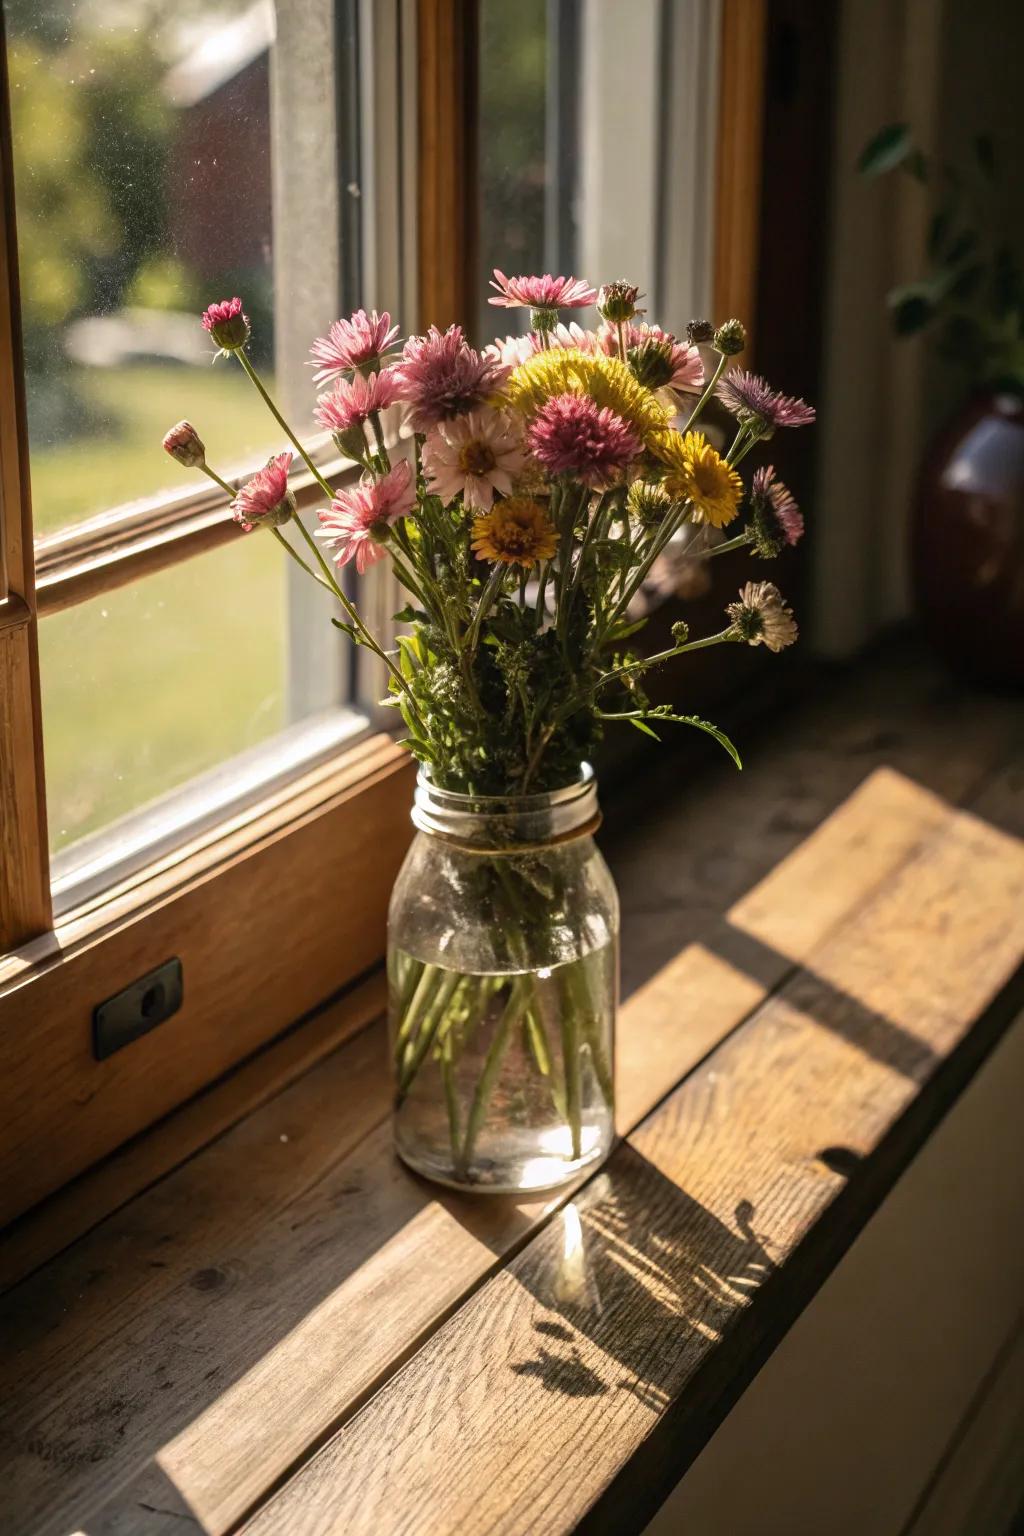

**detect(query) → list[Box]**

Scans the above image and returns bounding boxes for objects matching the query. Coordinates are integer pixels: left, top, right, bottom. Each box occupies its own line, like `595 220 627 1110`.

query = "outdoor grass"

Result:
32 365 307 854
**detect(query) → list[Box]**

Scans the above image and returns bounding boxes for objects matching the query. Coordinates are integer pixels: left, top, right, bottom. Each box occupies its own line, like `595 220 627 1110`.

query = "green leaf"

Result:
330 617 358 641
607 615 649 641
858 122 912 177
887 284 935 335
627 716 661 741
660 713 743 769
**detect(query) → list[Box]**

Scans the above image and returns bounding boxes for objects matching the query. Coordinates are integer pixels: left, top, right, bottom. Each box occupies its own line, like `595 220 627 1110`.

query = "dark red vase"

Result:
914 390 1024 684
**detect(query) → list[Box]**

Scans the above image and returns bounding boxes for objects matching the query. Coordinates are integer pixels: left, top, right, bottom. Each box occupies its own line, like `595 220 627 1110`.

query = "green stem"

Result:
701 529 753 559
559 991 582 1161
200 463 238 499
466 564 506 657
683 350 729 433
459 977 528 1177
271 527 334 591
235 349 336 499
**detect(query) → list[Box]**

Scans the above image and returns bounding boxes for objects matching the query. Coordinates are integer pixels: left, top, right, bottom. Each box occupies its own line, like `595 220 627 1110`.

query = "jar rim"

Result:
412 764 599 847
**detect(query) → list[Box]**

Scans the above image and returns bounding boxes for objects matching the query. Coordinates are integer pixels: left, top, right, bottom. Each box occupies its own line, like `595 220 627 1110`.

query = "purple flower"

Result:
392 325 508 431
716 370 816 436
750 466 804 557
526 392 640 488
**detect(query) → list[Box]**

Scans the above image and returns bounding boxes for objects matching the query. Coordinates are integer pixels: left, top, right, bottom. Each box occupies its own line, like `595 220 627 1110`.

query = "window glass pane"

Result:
38 530 350 858
5 0 279 538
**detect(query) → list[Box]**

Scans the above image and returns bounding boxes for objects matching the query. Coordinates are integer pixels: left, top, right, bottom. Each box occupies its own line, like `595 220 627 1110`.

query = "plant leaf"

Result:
627 716 661 741
659 713 743 769
858 122 912 177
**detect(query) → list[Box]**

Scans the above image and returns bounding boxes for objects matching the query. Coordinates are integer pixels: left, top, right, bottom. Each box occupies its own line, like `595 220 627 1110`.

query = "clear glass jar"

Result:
387 766 618 1193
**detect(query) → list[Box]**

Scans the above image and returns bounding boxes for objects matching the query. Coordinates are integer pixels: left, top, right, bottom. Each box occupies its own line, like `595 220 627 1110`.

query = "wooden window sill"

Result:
2 643 1022 1535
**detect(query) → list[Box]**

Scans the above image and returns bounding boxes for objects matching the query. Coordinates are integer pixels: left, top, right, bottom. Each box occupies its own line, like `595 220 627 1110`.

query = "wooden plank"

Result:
0 741 415 1227
2 750 1011 1536
416 0 478 330
0 969 387 1294
0 12 50 947
239 775 1024 1536
713 0 767 342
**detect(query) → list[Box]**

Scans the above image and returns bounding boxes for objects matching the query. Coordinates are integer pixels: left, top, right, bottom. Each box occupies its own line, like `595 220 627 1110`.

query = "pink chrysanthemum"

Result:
750 466 804 556
231 452 293 532
314 369 402 435
422 409 526 511
201 297 249 351
392 325 508 431
599 322 704 393
315 460 416 574
716 370 816 434
488 270 597 310
526 393 641 488
309 309 401 385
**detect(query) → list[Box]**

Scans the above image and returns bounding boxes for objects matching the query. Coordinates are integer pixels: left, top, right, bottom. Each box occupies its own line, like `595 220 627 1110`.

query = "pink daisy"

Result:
716 370 816 434
488 270 597 310
392 325 508 431
526 393 641 488
201 296 250 352
315 460 416 574
309 309 401 386
314 369 402 435
599 322 704 393
422 409 526 511
231 452 293 532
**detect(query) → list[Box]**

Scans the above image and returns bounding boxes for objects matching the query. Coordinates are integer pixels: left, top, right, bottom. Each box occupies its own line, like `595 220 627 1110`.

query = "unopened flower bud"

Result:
598 281 642 325
686 319 715 344
162 419 206 469
201 296 251 352
626 480 671 525
671 620 690 645
713 318 747 356
627 339 674 390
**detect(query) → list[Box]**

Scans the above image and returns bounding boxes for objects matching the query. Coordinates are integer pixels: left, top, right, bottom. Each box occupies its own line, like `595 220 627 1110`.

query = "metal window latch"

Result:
93 958 183 1061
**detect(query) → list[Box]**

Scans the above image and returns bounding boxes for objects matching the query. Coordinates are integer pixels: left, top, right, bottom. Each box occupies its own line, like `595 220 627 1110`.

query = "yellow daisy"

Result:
654 429 743 527
504 348 671 447
471 496 559 567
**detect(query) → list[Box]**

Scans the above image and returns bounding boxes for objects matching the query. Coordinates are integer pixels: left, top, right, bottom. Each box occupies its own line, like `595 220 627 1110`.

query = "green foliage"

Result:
860 123 1024 390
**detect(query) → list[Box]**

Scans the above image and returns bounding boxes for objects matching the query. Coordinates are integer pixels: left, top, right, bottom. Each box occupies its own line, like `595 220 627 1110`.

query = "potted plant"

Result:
860 124 1024 683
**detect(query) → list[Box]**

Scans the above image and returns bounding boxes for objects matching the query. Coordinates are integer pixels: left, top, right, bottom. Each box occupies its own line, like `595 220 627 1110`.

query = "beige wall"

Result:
644 1011 1024 1535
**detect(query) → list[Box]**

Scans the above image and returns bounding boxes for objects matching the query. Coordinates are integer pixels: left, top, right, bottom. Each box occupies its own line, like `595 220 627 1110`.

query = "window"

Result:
0 0 765 1233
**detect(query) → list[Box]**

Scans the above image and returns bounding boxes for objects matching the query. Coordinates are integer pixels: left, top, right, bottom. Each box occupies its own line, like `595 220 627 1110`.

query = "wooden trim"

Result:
416 0 478 328
0 967 387 1293
713 0 768 343
33 444 361 617
0 733 415 1227
0 15 50 948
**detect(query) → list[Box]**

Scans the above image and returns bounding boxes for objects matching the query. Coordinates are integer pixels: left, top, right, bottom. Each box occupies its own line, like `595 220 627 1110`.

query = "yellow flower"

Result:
471 496 558 567
654 429 743 527
504 348 670 446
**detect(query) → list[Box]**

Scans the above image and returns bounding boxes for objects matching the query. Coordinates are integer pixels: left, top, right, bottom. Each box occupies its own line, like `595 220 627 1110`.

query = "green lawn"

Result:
33 365 302 855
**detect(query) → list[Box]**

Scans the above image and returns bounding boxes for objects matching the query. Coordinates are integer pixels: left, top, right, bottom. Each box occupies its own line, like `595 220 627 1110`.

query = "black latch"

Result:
93 958 183 1060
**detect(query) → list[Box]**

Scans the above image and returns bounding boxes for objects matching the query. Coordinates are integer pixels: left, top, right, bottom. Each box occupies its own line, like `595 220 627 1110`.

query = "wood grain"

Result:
0 968 387 1293
0 14 50 947
2 660 1018 1536
714 0 768 343
0 739 415 1226
240 775 1024 1536
417 0 478 329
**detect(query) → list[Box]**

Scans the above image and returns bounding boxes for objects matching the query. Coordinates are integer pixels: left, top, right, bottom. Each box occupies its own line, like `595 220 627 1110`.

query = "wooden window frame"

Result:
0 0 773 1233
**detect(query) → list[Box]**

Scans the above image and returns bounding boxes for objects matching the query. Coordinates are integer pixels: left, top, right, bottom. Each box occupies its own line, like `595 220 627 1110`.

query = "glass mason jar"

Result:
387 766 618 1193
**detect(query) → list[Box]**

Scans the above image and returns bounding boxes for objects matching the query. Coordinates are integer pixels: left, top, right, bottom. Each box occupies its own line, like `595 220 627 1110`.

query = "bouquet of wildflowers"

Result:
165 273 813 1185
165 275 812 796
